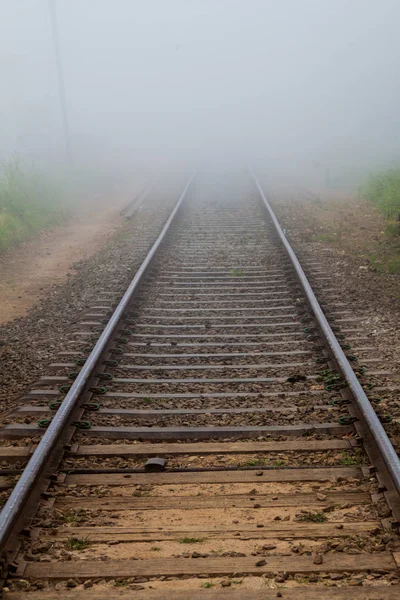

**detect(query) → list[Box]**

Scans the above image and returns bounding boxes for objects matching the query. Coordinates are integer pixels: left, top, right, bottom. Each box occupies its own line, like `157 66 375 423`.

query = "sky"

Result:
0 0 400 182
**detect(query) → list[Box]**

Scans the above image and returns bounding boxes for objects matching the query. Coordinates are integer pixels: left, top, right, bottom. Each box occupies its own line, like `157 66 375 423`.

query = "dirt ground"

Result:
269 186 400 304
0 191 133 324
268 184 400 340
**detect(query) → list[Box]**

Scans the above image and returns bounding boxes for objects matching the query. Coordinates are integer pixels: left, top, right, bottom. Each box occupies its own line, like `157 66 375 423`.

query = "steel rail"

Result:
0 173 195 552
251 170 400 497
121 176 161 219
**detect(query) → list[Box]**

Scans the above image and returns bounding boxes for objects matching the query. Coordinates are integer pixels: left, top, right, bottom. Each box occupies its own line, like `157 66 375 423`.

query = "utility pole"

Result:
48 0 73 168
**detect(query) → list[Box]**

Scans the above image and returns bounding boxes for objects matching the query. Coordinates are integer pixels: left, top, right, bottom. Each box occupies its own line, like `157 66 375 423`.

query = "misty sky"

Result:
1 0 400 176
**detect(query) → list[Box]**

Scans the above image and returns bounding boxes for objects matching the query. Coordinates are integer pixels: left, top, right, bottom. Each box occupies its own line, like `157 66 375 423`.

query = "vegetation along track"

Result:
0 173 400 598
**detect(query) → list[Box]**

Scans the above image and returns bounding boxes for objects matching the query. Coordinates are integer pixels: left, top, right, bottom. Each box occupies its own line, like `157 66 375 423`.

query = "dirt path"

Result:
0 192 131 324
269 184 400 300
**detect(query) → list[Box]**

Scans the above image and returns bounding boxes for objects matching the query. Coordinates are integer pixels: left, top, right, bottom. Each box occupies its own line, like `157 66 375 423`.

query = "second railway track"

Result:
0 174 399 598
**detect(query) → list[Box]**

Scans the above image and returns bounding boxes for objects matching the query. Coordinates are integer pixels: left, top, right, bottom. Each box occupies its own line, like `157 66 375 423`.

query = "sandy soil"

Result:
0 192 132 324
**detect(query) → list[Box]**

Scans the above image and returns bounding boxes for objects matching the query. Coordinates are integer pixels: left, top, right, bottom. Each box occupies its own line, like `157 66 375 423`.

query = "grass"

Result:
65 536 91 550
369 247 400 275
141 397 153 405
241 457 266 467
339 450 365 465
231 268 244 276
296 511 327 523
242 457 285 467
360 167 400 220
178 537 205 544
151 546 161 551
387 256 400 274
359 167 400 274
0 157 69 253
313 232 336 243
114 580 129 587
60 509 87 525
201 582 215 588
367 253 385 273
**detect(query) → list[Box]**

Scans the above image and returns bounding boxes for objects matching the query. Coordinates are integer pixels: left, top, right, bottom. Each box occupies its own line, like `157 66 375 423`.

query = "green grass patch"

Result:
141 397 153 405
60 509 88 525
65 536 91 550
0 158 69 253
367 253 385 273
356 168 400 276
313 232 336 243
201 582 215 588
114 580 129 587
296 511 327 523
387 257 400 274
178 537 205 544
360 167 400 220
339 450 365 466
241 458 266 467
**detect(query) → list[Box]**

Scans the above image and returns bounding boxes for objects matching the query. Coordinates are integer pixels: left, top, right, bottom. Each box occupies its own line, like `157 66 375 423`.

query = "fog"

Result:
1 0 400 185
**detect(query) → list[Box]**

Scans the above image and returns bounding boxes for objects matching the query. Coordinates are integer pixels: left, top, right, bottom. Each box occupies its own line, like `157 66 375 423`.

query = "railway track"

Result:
0 173 399 598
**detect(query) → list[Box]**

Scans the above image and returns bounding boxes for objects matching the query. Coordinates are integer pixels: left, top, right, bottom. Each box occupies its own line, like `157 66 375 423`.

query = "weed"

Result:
273 459 285 467
385 222 400 238
142 397 153 404
368 250 400 275
387 257 400 274
339 450 365 465
65 536 91 550
368 254 385 273
114 580 129 587
151 546 161 551
201 582 215 588
231 268 244 276
296 512 327 523
178 537 205 544
295 576 309 583
241 458 266 467
232 580 243 584
360 167 400 219
60 509 87 525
